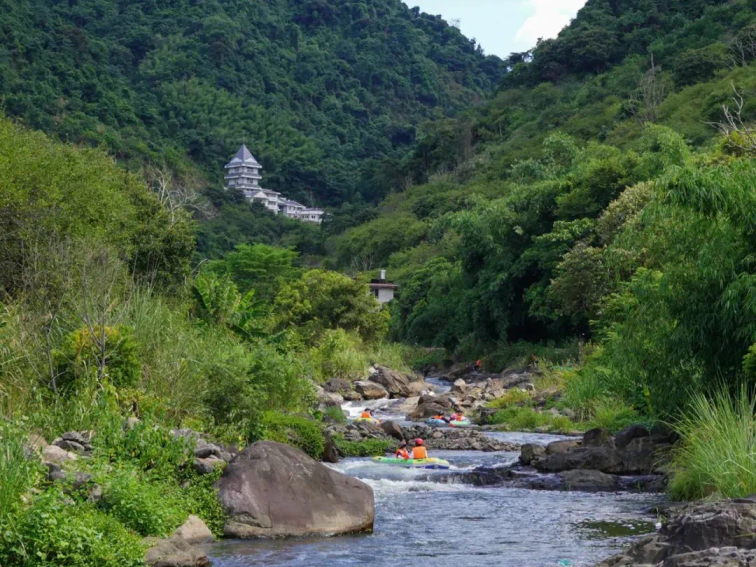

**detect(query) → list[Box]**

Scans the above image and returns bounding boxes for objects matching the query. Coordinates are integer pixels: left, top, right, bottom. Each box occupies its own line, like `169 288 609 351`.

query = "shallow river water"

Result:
207 385 660 567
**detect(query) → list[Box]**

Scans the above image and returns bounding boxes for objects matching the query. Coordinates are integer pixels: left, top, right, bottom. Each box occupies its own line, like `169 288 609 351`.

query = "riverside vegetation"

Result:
4 0 756 565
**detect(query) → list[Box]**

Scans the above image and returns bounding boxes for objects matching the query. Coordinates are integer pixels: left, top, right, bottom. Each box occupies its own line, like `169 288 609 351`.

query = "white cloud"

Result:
515 0 587 48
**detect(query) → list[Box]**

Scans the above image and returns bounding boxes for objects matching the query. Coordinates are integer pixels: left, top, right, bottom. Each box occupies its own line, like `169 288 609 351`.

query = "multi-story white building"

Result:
224 145 325 224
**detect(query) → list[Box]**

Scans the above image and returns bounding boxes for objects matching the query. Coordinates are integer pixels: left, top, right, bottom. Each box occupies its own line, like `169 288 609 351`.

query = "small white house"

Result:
369 270 398 305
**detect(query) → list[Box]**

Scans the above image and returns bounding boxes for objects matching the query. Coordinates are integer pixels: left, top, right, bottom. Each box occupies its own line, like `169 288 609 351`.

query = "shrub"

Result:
260 413 325 459
53 326 140 391
588 399 641 433
180 467 228 538
321 406 347 424
0 490 145 567
487 406 581 434
310 329 369 381
99 467 186 537
97 420 193 480
669 388 756 501
488 389 532 410
335 437 393 457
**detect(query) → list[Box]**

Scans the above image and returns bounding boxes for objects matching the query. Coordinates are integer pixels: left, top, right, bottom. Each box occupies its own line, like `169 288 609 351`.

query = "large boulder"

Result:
381 421 405 441
215 441 374 538
42 445 77 464
353 381 388 400
408 395 453 420
144 536 210 567
620 437 670 475
406 381 428 397
369 366 416 398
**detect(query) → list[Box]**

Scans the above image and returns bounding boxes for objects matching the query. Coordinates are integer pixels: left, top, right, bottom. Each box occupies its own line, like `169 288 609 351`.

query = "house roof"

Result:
225 144 262 169
369 282 398 290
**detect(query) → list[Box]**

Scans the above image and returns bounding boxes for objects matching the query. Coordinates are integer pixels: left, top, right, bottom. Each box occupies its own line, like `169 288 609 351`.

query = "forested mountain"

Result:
0 0 502 205
331 0 756 406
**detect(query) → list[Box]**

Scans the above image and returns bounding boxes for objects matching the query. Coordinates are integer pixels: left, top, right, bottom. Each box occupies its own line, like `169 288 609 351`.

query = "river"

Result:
207 382 661 567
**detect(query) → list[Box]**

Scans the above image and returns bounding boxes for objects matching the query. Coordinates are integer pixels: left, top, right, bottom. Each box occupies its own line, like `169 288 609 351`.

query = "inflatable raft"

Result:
372 456 451 470
427 418 448 427
354 417 381 425
449 419 473 428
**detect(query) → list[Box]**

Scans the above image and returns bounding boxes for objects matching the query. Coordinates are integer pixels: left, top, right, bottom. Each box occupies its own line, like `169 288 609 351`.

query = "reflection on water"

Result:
208 454 660 567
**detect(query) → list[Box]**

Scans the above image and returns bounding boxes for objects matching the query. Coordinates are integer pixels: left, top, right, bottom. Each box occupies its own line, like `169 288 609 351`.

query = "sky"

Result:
405 0 589 58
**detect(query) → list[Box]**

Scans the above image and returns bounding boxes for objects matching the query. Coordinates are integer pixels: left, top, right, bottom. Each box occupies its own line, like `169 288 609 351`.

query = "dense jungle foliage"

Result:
331 0 756 420
0 0 502 208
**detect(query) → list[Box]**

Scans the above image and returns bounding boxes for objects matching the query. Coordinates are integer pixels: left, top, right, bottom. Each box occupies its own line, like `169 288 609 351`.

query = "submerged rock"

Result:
215 441 374 538
353 381 388 400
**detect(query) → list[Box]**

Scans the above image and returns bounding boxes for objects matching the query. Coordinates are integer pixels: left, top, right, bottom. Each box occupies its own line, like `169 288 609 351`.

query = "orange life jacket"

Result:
412 446 428 460
395 448 410 460
360 412 371 419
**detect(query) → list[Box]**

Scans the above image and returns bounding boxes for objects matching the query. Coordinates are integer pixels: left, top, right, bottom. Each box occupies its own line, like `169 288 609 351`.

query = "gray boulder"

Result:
143 536 210 567
323 378 351 394
535 447 624 474
215 441 374 538
193 457 224 475
369 366 414 398
381 421 405 441
614 424 650 450
560 469 617 492
408 395 453 420
583 428 615 449
546 439 581 455
519 443 547 466
595 499 756 567
353 381 388 400
173 515 214 546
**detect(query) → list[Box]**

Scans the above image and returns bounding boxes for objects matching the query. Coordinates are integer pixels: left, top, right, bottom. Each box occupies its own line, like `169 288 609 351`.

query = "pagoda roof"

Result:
225 145 262 169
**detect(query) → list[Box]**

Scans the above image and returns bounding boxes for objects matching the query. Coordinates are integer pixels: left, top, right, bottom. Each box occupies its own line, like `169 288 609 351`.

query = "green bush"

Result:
669 388 756 501
98 420 193 480
99 468 186 537
488 389 533 410
321 406 347 424
335 437 393 457
179 467 228 538
587 399 641 433
310 329 369 381
0 490 145 567
261 413 325 459
54 326 140 391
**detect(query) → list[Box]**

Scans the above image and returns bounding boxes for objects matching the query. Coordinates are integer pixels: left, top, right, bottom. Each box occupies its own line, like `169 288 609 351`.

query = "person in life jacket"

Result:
474 359 482 373
411 438 428 460
360 409 372 419
395 441 410 460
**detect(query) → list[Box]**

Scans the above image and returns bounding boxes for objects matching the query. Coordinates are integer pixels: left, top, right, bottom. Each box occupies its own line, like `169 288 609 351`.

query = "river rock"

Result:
535 447 624 474
353 381 388 400
595 499 756 567
519 443 547 465
381 421 405 441
323 378 352 394
42 444 77 464
650 423 680 445
322 437 341 464
316 388 344 409
216 441 374 538
560 469 617 492
452 379 467 395
193 457 224 475
407 381 428 397
368 366 414 398
144 536 210 567
620 437 670 475
343 390 362 401
614 424 650 450
173 515 215 546
395 396 420 415
546 439 581 455
583 428 615 448
408 394 453 420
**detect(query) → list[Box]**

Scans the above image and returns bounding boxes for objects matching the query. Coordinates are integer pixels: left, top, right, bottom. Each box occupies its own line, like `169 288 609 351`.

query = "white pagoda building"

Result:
224 145 324 224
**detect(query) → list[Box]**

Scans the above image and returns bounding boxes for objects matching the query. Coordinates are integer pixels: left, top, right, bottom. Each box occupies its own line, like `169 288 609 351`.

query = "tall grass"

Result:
0 422 41 521
669 387 756 501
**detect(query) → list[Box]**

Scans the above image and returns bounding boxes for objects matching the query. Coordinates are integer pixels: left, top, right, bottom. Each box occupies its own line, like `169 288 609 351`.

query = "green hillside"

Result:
330 0 756 417
0 0 503 205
